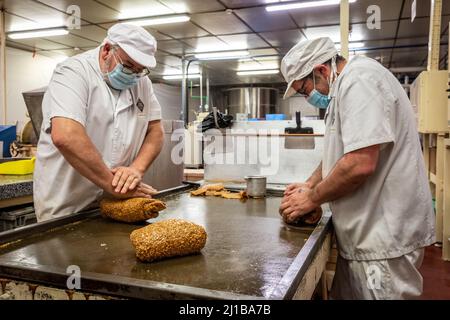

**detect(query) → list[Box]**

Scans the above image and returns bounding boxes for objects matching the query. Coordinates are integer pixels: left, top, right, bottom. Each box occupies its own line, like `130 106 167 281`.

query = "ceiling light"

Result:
266 0 356 12
8 28 69 39
237 69 279 76
336 42 365 49
163 74 201 80
195 50 250 60
123 14 190 27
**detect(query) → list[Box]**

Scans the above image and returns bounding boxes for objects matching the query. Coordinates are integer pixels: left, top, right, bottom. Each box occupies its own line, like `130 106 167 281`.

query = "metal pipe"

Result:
184 59 194 127
340 0 349 60
0 7 6 125
205 77 210 112
181 58 187 125
427 0 442 71
199 65 203 113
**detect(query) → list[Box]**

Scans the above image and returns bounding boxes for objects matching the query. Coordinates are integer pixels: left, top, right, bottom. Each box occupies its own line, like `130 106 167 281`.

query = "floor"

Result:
420 245 450 299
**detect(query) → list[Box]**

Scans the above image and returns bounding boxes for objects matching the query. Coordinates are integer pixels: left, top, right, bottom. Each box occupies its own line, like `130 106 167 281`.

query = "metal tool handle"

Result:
296 111 301 127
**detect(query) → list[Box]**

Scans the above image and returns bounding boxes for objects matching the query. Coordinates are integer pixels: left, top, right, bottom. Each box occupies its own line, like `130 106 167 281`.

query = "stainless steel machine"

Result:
223 87 280 119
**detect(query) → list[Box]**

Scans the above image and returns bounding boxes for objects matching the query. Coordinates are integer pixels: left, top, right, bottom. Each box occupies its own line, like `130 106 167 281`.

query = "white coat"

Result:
323 56 435 299
34 47 162 222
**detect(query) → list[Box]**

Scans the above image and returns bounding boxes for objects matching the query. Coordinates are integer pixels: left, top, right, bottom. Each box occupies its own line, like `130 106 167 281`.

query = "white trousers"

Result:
330 248 425 300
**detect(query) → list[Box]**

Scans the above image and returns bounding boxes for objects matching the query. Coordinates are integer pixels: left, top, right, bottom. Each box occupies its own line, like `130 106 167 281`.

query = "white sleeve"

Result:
43 60 89 131
146 80 162 122
337 69 396 154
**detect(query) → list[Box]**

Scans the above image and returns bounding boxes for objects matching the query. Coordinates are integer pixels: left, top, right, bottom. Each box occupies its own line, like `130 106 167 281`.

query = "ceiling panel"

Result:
249 48 279 56
160 0 225 13
401 0 450 18
4 0 67 31
219 0 269 9
6 39 38 52
259 29 305 49
399 17 430 38
191 12 251 35
183 36 229 52
4 12 40 32
350 0 403 23
234 7 297 32
42 33 99 48
68 25 107 43
218 33 269 49
37 0 120 23
395 37 428 47
52 48 88 56
289 5 341 27
96 0 174 19
351 21 398 41
99 23 172 41
143 28 173 41
157 39 194 55
151 21 210 39
7 37 70 50
156 55 182 68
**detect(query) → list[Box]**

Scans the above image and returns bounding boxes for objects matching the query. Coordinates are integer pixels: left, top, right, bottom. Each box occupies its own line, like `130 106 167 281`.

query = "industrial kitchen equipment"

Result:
223 87 280 120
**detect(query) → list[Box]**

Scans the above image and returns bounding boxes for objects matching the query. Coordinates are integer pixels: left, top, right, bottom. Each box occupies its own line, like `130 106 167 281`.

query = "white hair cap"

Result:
281 37 338 99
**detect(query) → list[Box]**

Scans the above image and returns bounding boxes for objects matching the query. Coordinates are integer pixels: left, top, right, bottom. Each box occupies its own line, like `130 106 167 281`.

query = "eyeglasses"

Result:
296 74 314 97
296 79 309 97
112 48 150 78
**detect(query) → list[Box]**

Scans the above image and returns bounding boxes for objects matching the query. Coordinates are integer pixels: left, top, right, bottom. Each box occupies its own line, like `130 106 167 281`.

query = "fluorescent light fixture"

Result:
336 42 365 49
124 14 190 27
237 69 279 76
8 28 68 39
163 74 201 80
195 50 250 60
266 0 356 12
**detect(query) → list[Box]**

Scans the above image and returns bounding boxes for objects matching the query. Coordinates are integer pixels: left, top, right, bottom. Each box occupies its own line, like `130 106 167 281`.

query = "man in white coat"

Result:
279 37 435 299
34 23 164 222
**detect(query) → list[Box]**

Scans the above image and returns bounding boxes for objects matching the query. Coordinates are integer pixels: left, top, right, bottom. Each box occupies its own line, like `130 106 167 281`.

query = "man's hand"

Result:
111 182 158 199
111 166 143 194
279 187 320 224
284 182 312 197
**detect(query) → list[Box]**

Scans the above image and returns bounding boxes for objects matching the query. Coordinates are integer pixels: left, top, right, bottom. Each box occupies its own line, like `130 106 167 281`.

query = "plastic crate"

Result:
0 206 36 231
0 125 16 158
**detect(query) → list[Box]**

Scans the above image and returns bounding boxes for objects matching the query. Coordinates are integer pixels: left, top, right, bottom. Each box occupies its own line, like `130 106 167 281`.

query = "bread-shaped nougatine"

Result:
100 198 166 223
130 219 207 262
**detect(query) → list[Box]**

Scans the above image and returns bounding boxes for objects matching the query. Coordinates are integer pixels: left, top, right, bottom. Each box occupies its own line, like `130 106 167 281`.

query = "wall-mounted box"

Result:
410 70 449 133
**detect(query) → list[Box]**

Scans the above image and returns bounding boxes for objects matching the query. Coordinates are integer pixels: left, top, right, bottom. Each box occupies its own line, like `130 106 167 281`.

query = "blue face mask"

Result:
307 89 331 109
106 63 139 91
305 59 337 109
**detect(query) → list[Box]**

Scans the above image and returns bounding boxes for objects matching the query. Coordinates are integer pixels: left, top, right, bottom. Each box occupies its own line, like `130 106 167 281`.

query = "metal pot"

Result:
245 175 267 198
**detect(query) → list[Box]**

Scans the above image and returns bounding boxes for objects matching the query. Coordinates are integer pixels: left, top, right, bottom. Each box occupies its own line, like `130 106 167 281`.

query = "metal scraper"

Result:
284 111 315 149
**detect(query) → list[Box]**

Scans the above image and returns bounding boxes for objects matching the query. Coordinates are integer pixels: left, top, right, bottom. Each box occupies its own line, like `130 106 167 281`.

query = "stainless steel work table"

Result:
0 184 332 300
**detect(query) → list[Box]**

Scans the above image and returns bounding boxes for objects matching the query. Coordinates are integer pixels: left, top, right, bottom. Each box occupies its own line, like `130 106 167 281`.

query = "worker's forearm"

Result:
131 122 164 174
56 134 114 193
306 162 322 188
310 157 369 205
